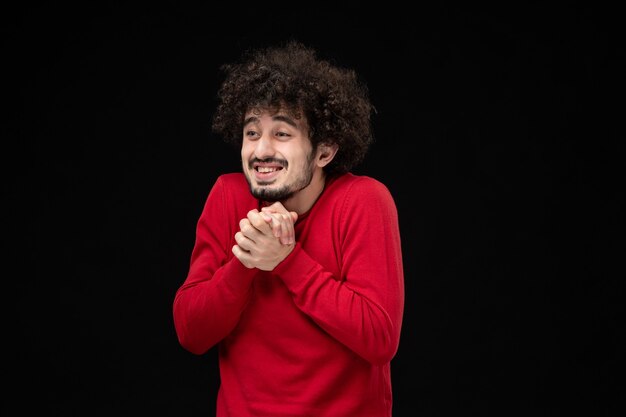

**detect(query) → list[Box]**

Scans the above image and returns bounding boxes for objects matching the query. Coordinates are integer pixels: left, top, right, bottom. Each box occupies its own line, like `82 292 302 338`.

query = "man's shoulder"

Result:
334 174 399 222
211 172 251 201
332 173 392 196
208 173 256 213
216 172 247 186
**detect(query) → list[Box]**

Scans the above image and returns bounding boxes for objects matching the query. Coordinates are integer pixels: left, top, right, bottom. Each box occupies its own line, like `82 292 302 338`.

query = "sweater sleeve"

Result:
273 178 405 365
173 176 256 355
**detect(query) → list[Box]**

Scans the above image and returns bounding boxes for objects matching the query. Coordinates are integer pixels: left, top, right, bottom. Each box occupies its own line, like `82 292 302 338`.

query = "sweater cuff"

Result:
273 243 321 293
221 256 257 296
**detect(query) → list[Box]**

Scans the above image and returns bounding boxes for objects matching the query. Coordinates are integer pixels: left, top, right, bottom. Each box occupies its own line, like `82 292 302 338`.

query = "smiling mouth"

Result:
251 161 285 183
251 158 286 173
255 166 283 173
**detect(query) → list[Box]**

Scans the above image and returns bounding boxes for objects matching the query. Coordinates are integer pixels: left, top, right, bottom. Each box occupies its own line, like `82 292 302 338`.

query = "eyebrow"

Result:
243 115 298 128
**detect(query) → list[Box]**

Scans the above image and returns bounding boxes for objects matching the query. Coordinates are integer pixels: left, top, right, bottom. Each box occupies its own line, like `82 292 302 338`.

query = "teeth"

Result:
257 167 278 173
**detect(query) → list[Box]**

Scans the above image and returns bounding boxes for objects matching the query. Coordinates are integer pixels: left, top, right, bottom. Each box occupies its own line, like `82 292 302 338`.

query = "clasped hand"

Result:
232 202 298 271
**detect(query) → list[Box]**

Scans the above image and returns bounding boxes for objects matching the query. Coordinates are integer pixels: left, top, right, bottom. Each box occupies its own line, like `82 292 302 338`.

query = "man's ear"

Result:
316 143 339 167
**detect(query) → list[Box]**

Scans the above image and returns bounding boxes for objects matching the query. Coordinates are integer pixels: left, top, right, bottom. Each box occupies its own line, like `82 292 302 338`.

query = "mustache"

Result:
248 158 288 169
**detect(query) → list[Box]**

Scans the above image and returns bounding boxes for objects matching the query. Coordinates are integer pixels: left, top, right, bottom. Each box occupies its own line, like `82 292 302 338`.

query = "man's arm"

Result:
273 180 404 365
173 177 257 355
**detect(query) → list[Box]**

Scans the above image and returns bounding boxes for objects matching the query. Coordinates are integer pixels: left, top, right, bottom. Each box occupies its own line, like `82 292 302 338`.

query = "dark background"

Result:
5 3 624 416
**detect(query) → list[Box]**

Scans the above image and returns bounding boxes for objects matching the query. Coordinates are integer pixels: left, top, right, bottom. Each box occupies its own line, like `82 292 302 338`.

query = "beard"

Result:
245 152 316 202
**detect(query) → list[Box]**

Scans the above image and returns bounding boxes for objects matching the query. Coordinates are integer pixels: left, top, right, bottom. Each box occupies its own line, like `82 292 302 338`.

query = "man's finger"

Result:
247 210 273 234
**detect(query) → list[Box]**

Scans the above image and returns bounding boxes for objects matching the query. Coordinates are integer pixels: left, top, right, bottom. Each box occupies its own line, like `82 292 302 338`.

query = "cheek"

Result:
241 143 253 161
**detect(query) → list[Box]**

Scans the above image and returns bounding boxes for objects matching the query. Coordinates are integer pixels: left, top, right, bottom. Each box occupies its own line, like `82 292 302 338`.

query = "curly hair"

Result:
211 40 375 176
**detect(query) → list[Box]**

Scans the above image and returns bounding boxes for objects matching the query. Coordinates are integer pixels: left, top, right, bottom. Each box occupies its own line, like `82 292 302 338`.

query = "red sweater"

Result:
173 172 404 416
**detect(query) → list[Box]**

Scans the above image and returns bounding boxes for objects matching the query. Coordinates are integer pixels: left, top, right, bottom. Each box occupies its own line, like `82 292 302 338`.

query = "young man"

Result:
173 40 405 416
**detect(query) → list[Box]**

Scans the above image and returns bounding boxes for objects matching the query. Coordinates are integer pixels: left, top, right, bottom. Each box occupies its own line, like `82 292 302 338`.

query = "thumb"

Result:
290 211 298 222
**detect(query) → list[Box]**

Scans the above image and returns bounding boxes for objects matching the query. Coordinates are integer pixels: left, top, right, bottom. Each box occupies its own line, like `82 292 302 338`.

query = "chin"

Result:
251 185 293 202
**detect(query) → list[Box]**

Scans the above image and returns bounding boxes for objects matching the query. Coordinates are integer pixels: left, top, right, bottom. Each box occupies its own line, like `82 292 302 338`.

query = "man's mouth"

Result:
255 166 283 173
252 161 285 181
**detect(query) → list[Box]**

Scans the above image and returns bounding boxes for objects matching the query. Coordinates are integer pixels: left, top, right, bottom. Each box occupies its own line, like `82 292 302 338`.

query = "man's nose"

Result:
254 134 275 159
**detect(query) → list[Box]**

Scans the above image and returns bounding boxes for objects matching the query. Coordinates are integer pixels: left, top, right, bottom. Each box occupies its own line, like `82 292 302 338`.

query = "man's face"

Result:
241 109 316 202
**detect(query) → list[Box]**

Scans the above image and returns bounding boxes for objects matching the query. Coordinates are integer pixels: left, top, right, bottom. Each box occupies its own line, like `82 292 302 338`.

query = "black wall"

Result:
5 4 623 416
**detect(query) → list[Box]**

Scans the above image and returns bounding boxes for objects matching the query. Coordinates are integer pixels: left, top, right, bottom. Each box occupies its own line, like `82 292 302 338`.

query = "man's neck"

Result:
281 171 326 215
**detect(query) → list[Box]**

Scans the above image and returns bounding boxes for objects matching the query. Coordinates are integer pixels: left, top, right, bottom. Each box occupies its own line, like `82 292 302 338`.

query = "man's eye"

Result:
276 132 290 137
245 130 259 138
